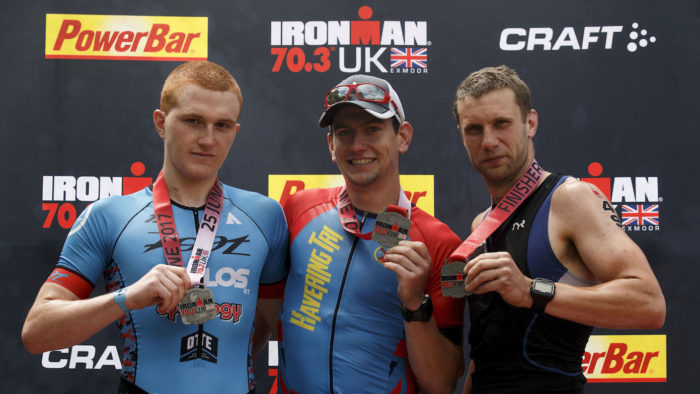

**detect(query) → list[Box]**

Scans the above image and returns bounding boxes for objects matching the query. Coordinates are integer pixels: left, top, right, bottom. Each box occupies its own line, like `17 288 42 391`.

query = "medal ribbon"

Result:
152 170 224 286
336 186 412 239
449 159 544 263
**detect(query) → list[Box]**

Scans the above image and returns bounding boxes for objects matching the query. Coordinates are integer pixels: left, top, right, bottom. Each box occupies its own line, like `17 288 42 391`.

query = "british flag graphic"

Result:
390 47 428 68
620 204 660 226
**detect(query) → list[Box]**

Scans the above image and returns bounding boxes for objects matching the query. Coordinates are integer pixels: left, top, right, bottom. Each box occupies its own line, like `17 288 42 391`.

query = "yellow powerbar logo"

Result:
46 14 207 60
583 335 666 382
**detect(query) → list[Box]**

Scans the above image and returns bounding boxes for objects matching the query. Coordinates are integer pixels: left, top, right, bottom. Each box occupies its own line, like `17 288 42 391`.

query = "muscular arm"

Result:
543 179 665 329
22 264 190 354
384 241 464 393
464 180 665 329
252 297 282 359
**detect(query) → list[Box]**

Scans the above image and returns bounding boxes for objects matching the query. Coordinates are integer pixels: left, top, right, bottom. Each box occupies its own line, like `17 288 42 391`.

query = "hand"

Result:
122 264 191 312
382 240 431 310
464 251 531 308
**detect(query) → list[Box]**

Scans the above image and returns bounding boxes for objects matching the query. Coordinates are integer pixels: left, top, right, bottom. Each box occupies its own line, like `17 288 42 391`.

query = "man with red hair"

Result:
22 61 288 393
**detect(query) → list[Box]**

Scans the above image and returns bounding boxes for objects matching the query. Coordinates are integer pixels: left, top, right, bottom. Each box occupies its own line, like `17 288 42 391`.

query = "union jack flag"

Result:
620 204 659 226
390 47 428 68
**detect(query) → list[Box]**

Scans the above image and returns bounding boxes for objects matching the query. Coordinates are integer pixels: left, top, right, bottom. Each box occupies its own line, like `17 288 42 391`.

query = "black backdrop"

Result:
3 0 698 392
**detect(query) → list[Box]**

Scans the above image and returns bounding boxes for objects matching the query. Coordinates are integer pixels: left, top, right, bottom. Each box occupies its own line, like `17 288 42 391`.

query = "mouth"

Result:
482 156 505 166
192 152 215 158
348 158 376 165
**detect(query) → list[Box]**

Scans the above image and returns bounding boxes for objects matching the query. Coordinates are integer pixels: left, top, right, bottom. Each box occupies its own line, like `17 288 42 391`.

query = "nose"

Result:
198 124 215 147
482 127 499 150
349 133 369 153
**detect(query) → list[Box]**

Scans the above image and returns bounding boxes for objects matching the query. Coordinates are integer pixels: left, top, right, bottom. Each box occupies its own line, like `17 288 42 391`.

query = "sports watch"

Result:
530 278 555 313
401 294 433 322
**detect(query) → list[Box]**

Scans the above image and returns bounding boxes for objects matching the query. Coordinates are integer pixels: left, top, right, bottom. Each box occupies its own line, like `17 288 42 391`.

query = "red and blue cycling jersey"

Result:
278 187 464 393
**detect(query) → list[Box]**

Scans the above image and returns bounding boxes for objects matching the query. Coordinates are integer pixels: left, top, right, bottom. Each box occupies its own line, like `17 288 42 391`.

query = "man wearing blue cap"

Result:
277 74 465 393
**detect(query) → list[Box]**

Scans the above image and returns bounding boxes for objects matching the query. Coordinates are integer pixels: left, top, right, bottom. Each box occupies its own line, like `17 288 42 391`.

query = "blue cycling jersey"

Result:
47 185 288 393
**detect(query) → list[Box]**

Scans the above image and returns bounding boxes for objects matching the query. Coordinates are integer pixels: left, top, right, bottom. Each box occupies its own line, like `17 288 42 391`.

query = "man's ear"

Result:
526 109 538 139
397 121 413 154
153 109 166 140
327 131 337 163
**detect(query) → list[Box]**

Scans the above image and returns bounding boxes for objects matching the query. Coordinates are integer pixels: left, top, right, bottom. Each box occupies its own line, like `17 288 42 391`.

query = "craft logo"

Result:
500 22 655 53
42 345 121 370
583 335 666 382
41 161 152 229
268 174 434 215
46 14 207 61
581 162 661 232
270 6 428 74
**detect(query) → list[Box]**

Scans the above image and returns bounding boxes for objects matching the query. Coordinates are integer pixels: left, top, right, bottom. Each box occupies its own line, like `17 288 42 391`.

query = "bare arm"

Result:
384 241 464 393
22 264 190 354
464 180 665 329
252 297 282 359
543 179 665 328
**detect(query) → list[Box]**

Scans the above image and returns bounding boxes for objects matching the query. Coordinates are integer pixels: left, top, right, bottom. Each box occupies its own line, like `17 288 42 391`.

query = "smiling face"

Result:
456 88 537 189
154 83 241 187
327 105 411 190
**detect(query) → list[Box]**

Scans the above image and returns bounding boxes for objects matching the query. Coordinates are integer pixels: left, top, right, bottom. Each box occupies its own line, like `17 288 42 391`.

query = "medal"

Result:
178 287 217 325
442 159 545 298
372 206 411 248
440 260 470 298
153 171 225 324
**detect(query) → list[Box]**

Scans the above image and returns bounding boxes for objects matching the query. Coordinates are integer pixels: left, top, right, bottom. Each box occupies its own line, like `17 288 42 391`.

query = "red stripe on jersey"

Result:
282 187 339 244
46 267 94 299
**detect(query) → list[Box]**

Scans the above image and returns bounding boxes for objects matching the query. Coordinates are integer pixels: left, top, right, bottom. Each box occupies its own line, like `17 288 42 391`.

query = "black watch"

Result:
401 294 433 322
530 278 555 313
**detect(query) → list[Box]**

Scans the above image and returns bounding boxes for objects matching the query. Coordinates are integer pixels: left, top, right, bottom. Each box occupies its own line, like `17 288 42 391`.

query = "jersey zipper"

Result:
328 211 367 393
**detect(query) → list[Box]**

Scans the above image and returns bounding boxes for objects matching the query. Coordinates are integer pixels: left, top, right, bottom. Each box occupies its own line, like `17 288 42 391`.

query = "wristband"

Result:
114 287 130 314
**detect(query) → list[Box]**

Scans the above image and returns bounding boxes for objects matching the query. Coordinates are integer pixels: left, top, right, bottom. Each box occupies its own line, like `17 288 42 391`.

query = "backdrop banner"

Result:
4 1 696 392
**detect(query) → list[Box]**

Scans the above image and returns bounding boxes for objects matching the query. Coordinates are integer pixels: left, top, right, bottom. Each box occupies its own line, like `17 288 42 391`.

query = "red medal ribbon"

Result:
152 170 224 286
335 186 411 238
449 159 545 263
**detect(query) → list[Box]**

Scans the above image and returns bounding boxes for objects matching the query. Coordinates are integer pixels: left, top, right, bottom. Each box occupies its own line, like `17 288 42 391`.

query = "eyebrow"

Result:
332 117 383 130
179 112 238 124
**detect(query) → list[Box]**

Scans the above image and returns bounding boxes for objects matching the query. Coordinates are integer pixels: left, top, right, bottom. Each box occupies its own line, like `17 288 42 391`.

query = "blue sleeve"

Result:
57 198 116 287
259 198 289 285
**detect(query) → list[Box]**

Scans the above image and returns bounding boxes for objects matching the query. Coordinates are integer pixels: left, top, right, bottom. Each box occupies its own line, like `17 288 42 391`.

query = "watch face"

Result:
534 280 554 294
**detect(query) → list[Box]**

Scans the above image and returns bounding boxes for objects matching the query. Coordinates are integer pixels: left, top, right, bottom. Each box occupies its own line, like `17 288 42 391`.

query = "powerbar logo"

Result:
46 14 207 61
270 6 428 75
268 174 434 215
42 162 152 229
500 22 655 53
583 335 666 382
581 162 661 232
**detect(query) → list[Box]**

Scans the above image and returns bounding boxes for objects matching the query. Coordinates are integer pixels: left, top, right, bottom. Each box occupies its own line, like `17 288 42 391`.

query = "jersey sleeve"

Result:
48 199 117 298
411 210 466 330
258 198 290 298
